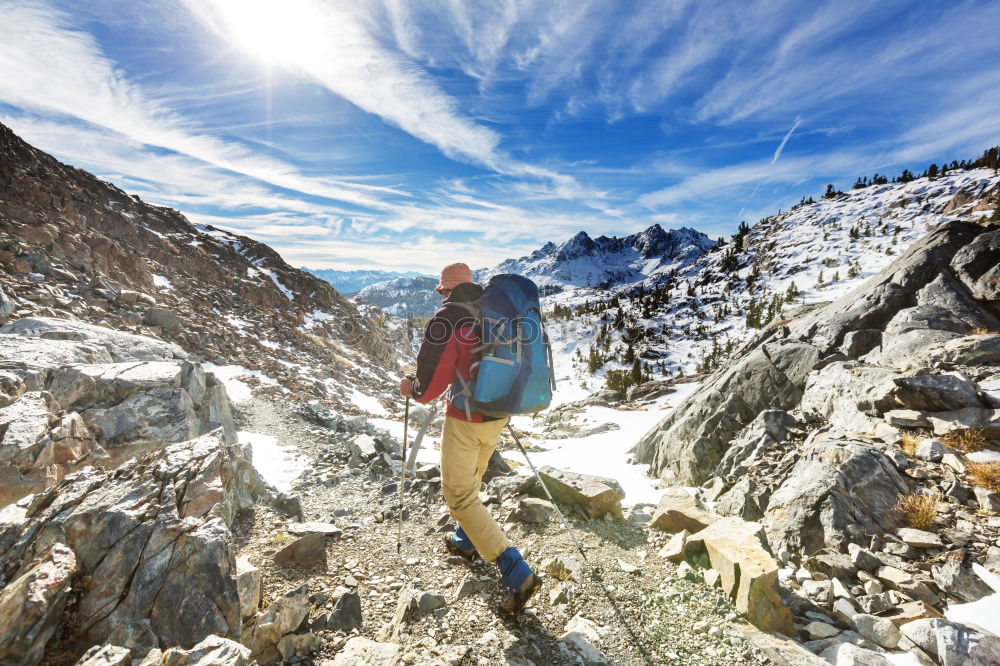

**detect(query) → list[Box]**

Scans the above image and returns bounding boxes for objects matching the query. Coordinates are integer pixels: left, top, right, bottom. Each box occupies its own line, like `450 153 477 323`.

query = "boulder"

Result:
0 335 114 368
764 438 910 555
0 316 186 361
106 619 159 659
347 434 378 461
714 410 801 479
241 584 310 662
931 559 993 603
331 637 401 665
893 373 985 412
951 228 1000 300
657 530 689 563
159 635 253 666
0 543 78 666
83 388 199 445
560 615 611 664
800 362 901 434
0 431 263 657
530 466 625 519
633 339 819 484
934 619 1000 666
851 613 901 650
926 407 1000 438
648 488 718 533
327 591 363 632
235 557 262 620
818 642 894 666
884 409 930 428
74 645 132 665
684 518 793 635
274 533 327 568
144 307 183 330
512 497 555 523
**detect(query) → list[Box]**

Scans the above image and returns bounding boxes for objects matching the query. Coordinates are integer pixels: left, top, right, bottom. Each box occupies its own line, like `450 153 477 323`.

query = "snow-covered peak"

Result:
481 224 717 289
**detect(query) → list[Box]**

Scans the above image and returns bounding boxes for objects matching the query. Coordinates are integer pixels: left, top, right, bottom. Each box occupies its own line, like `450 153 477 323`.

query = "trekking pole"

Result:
397 396 410 556
506 424 590 564
507 423 655 666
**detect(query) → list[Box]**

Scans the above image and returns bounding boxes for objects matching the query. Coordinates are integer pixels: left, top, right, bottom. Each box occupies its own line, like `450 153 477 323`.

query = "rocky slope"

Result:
631 219 1000 665
0 122 399 413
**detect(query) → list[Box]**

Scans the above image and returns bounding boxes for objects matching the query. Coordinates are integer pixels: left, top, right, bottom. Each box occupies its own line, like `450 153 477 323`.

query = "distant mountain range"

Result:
477 224 716 289
301 268 430 294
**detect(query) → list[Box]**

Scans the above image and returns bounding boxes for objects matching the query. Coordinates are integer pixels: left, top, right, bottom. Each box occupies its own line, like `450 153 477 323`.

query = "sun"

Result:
205 0 328 67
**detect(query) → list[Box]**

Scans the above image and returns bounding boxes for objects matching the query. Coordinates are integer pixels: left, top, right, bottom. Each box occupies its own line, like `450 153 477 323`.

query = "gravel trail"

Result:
233 397 772 666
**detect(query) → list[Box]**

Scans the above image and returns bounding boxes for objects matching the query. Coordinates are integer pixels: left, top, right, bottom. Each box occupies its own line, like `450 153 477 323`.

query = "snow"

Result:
884 652 924 666
349 387 389 416
302 310 334 328
263 269 295 301
201 363 280 404
945 564 1000 637
152 274 174 290
968 449 1000 463
505 382 701 506
239 430 306 493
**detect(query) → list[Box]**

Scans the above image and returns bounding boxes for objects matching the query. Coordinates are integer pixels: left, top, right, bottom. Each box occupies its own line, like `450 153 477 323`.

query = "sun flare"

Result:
207 0 328 66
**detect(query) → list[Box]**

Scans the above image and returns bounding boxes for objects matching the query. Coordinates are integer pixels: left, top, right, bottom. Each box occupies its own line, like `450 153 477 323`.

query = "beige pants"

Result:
440 415 510 561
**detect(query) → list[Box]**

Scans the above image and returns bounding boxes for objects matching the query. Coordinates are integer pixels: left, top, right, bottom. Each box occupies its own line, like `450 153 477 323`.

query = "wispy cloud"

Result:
0 0 400 209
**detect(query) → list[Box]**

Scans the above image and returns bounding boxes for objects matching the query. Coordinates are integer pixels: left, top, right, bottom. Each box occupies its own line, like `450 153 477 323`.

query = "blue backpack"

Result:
450 274 556 418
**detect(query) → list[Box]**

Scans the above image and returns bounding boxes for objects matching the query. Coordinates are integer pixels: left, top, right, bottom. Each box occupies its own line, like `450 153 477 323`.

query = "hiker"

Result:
399 262 542 615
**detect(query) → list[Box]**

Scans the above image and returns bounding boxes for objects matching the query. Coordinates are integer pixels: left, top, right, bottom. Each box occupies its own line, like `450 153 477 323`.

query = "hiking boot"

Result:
500 572 543 617
443 535 478 562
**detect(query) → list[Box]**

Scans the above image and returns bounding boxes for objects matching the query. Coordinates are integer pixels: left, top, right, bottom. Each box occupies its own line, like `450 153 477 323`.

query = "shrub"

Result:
942 428 987 453
894 492 938 530
900 433 920 457
967 461 1000 493
970 327 995 335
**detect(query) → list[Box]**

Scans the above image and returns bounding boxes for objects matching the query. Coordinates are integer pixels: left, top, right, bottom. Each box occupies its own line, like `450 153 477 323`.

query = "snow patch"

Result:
945 564 1000 637
349 388 389 416
239 430 306 493
152 274 174 290
968 449 1000 463
202 363 280 404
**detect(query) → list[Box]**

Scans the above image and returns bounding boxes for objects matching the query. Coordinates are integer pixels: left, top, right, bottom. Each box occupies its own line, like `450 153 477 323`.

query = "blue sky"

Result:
1 0 998 273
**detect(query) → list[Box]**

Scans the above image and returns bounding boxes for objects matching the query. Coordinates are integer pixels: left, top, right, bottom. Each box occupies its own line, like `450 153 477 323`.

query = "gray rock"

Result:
347 434 378 461
633 339 819 484
274 533 327 568
800 362 901 434
159 634 253 665
74 645 132 665
884 409 930 428
417 591 446 614
805 621 839 640
851 613 901 650
106 619 159 659
144 306 183 330
512 497 555 523
934 618 1000 666
83 387 199 446
764 438 910 555
242 584 311 663
950 228 1000 300
531 466 625 519
932 559 993 603
840 329 883 359
235 556 262 621
0 543 77 666
714 410 801 479
974 487 1000 513
0 316 186 361
330 637 401 665
893 373 985 412
453 574 484 600
0 431 262 653
327 591 363 632
818 642 894 665
900 618 940 657
915 438 945 462
896 528 943 548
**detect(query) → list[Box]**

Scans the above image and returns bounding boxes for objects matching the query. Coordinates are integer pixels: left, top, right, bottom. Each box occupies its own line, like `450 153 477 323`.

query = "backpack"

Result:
449 274 556 418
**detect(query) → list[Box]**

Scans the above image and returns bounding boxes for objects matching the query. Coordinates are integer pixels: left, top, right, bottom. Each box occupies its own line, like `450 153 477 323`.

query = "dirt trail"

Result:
233 397 771 665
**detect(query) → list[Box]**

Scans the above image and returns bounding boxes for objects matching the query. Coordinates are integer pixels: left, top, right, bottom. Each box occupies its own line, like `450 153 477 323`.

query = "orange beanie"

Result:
436 262 473 292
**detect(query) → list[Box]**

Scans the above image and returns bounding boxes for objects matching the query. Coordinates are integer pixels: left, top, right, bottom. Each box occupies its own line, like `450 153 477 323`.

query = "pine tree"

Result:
823 184 837 199
816 271 825 286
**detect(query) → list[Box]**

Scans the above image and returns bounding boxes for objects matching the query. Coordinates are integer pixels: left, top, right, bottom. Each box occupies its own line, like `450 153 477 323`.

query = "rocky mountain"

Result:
356 275 441 319
481 224 717 289
0 122 399 412
303 268 429 295
541 165 1000 397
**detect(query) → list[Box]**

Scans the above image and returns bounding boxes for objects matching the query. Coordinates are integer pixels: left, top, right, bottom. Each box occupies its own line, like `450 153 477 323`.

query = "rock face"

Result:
764 436 910 555
0 431 265 662
0 121 396 415
0 542 78 666
0 320 238 506
634 221 994 484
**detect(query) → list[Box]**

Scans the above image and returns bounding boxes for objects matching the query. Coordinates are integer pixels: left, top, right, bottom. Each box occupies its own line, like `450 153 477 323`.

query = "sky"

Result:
1 1 998 273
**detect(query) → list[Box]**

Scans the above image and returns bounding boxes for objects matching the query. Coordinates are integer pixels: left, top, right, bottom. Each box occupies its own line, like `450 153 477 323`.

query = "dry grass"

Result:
942 428 988 453
969 327 996 335
894 492 939 530
900 433 920 457
967 461 1000 493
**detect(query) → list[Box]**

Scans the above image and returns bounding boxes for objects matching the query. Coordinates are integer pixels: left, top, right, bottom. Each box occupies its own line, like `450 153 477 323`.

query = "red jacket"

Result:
411 282 495 422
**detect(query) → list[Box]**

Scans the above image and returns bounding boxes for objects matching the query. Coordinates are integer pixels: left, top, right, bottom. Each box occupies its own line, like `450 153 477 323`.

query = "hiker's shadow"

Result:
500 614 582 666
